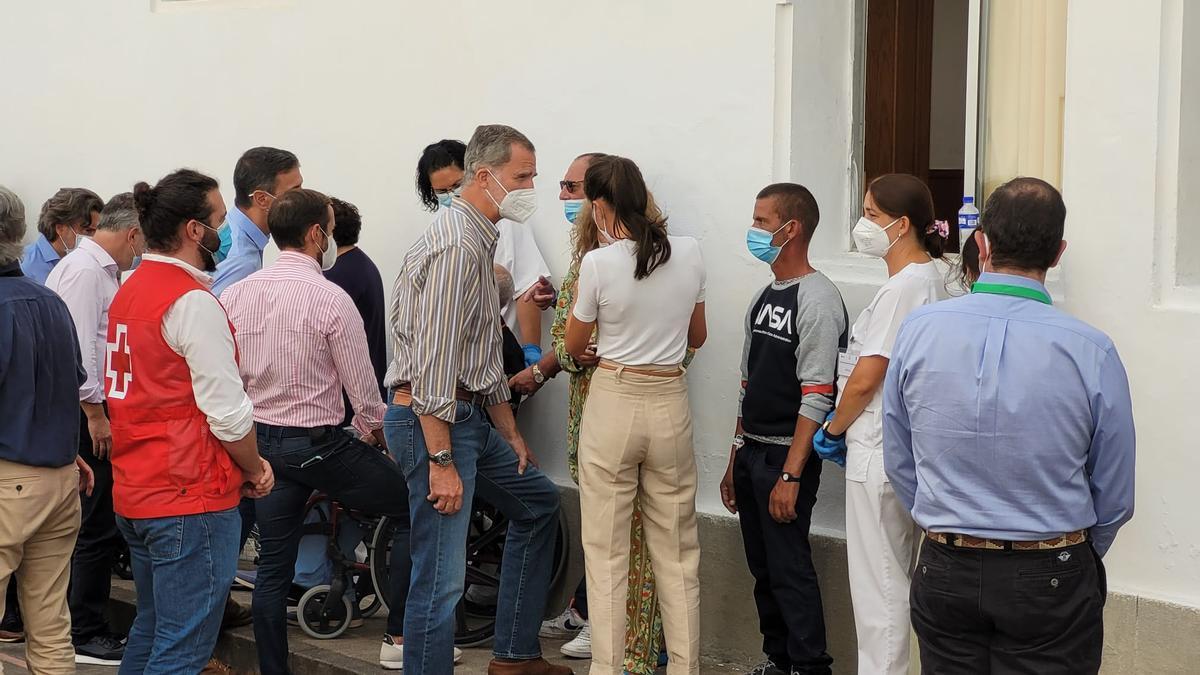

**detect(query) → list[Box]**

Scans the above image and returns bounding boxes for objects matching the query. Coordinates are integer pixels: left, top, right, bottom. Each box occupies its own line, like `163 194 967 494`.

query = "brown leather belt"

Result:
597 360 683 378
925 530 1087 551
391 384 483 407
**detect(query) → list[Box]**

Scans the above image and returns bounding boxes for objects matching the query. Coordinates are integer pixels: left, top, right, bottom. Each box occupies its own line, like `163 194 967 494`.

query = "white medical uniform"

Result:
839 260 947 675
493 217 551 338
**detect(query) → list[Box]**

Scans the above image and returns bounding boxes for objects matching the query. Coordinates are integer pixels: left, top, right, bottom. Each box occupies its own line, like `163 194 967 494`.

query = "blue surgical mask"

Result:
215 222 232 264
746 221 794 264
437 192 453 209
563 199 584 224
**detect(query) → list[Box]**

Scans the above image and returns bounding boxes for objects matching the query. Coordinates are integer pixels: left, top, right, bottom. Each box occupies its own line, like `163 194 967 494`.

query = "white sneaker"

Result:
379 635 463 670
559 622 591 659
539 607 586 639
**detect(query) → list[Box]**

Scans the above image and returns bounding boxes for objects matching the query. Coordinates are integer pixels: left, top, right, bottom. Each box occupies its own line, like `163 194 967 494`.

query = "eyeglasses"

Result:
559 180 583 192
434 184 463 195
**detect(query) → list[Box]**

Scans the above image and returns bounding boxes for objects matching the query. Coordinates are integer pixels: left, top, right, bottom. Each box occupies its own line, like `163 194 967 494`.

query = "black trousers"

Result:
911 536 1106 675
69 409 122 642
733 439 832 674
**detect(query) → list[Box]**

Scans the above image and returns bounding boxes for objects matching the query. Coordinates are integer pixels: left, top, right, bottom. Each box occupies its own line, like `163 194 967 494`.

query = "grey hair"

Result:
0 185 27 266
97 192 139 232
493 263 515 309
463 124 535 185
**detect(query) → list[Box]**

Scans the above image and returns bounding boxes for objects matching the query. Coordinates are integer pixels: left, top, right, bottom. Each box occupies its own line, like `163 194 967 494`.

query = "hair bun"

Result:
132 181 156 219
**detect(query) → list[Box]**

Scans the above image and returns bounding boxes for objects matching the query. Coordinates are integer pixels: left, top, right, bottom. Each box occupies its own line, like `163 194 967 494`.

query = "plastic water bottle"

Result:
957 196 979 251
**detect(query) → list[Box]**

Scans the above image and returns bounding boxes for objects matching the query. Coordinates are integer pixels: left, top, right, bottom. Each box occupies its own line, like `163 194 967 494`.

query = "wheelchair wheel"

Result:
297 584 353 640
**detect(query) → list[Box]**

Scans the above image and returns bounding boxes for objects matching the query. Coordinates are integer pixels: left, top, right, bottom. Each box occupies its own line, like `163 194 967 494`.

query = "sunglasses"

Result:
559 180 583 192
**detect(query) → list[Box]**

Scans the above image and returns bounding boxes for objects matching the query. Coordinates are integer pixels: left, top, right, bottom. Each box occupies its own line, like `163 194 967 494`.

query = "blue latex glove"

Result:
812 411 847 467
521 343 543 368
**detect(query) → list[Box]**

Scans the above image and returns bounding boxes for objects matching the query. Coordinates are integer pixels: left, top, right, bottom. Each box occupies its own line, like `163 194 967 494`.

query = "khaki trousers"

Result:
0 459 81 675
578 365 700 675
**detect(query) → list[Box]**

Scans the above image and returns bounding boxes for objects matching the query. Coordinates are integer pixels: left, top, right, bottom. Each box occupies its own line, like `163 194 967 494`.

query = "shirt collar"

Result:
275 250 322 274
75 236 119 274
0 261 22 277
976 272 1050 297
227 206 270 251
34 234 61 263
141 253 213 287
450 197 500 248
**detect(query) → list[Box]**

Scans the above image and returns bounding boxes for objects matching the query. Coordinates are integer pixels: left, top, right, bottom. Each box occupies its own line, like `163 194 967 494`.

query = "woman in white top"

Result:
820 174 949 675
566 155 706 675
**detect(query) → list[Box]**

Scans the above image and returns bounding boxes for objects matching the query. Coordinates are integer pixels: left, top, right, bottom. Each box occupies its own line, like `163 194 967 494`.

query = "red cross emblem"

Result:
106 324 133 400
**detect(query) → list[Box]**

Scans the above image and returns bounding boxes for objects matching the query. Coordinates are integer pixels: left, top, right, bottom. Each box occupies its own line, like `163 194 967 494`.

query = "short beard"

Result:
199 248 217 273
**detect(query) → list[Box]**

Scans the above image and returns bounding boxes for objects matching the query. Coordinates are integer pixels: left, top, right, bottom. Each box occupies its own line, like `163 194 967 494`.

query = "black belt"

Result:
256 423 340 440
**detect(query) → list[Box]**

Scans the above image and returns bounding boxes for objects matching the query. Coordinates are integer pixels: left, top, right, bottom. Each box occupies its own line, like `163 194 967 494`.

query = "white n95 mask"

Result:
486 170 538 224
852 216 900 258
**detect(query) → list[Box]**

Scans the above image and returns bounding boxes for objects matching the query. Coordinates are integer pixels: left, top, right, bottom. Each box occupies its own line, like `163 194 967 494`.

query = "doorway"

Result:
863 0 969 249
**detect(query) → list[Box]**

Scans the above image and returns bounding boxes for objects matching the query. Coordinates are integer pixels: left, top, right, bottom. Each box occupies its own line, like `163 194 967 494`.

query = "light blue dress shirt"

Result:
883 272 1135 556
211 206 269 298
19 235 62 285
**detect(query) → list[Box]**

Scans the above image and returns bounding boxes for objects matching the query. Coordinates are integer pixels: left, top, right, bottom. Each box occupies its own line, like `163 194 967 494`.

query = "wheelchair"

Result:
288 490 571 645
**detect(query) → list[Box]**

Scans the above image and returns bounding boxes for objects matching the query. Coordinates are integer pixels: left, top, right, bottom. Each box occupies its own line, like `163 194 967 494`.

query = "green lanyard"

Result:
971 282 1052 305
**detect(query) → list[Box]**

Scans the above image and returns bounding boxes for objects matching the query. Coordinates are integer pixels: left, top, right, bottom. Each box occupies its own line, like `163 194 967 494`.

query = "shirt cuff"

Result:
80 384 104 404
484 382 512 408
351 402 388 437
411 395 457 423
207 399 255 443
799 400 831 426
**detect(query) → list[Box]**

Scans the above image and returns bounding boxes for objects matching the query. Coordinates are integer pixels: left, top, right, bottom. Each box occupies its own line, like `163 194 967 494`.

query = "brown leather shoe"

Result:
487 657 573 675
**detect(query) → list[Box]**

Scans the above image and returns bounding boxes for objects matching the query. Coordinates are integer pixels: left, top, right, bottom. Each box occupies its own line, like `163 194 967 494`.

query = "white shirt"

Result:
493 218 551 335
46 237 120 404
140 254 255 442
573 236 706 366
839 260 948 482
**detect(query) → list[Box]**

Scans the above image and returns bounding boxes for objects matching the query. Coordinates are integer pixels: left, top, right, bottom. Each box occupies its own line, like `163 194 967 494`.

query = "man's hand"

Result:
508 367 543 396
768 478 800 524
575 344 600 369
84 406 113 460
719 458 737 514
75 455 95 496
242 458 274 498
524 276 556 310
510 435 539 475
428 463 464 515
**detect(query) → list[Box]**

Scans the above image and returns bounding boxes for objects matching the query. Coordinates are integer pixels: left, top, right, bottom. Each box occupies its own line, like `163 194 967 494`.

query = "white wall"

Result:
1061 0 1200 607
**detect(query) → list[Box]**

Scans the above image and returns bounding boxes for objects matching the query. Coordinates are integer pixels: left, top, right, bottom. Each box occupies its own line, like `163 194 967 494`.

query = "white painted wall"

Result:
3 0 1197 611
1061 0 1200 607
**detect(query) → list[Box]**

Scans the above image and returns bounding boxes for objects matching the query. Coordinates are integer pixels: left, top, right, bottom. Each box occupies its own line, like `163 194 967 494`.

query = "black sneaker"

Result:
746 660 786 675
0 613 23 644
75 633 124 666
221 596 253 630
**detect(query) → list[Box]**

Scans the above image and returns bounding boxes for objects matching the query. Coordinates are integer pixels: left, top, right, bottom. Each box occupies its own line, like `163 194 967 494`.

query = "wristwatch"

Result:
781 471 802 483
428 449 454 467
732 434 745 449
821 420 846 441
531 364 546 385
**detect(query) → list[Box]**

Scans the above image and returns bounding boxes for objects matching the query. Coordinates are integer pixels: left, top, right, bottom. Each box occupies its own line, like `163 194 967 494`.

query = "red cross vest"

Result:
104 260 243 519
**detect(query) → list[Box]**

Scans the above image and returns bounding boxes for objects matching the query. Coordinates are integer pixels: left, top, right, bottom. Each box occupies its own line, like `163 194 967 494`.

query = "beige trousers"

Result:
578 365 700 675
0 459 81 675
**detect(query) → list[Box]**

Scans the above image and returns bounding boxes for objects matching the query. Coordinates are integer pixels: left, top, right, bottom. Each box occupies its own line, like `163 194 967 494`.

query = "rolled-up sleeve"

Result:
162 290 255 442
411 245 471 422
1086 348 1136 557
327 291 388 435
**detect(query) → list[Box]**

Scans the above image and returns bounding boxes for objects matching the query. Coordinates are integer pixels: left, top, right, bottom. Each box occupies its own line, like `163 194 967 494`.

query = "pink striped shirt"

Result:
220 251 386 435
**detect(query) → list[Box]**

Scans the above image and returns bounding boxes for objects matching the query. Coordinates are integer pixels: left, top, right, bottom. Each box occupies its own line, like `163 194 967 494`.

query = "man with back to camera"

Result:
105 168 274 674
0 184 95 675
719 183 844 675
883 177 1136 674
220 188 411 675
46 193 146 666
20 187 103 285
384 124 568 675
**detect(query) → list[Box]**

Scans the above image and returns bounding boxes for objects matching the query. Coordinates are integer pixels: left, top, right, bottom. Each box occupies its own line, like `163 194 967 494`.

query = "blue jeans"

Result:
383 400 560 675
252 425 411 675
116 507 240 675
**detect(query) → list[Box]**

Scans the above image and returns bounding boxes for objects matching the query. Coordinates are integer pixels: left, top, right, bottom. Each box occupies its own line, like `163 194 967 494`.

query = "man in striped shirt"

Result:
384 125 566 675
221 189 411 675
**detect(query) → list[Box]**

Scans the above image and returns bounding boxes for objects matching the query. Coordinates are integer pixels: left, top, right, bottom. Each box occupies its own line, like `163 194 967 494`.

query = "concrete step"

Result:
108 580 742 674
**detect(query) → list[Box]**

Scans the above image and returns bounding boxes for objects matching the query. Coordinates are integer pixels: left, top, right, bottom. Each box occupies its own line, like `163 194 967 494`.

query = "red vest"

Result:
104 260 243 519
